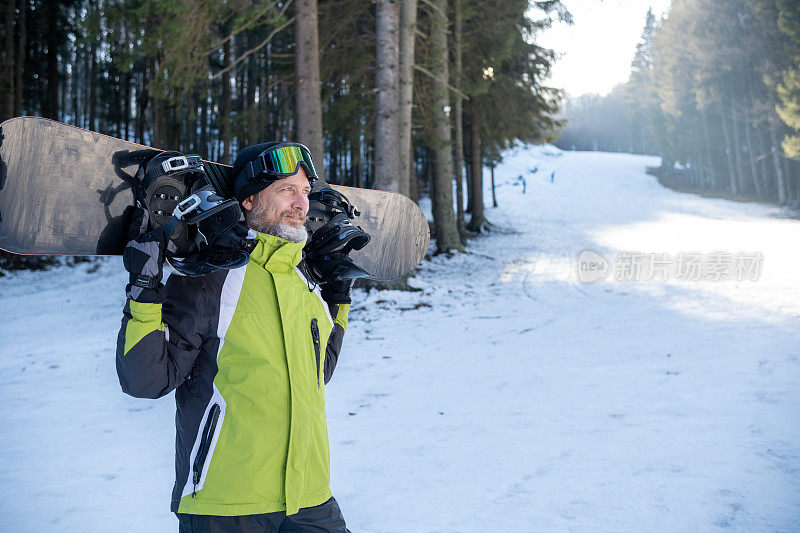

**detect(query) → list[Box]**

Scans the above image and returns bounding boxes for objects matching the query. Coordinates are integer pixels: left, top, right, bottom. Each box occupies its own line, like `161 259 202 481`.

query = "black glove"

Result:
321 277 354 305
123 208 170 303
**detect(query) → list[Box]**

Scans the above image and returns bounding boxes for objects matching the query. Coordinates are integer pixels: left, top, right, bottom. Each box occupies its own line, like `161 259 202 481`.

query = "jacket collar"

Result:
247 228 305 273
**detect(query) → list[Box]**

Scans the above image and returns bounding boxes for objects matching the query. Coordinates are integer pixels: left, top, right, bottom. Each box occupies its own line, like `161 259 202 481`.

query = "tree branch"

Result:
418 0 446 20
413 64 469 99
206 0 294 57
211 16 296 80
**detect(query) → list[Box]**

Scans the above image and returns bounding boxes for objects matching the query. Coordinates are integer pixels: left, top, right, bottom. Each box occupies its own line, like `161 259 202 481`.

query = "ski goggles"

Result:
237 143 318 190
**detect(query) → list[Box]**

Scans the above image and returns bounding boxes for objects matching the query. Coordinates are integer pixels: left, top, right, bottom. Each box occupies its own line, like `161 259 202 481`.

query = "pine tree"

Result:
429 0 463 252
626 8 672 168
295 0 325 177
772 0 800 157
373 0 401 192
398 0 418 198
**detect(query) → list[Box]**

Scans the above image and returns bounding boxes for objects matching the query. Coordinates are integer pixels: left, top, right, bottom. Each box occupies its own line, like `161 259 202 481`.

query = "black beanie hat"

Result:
231 142 282 203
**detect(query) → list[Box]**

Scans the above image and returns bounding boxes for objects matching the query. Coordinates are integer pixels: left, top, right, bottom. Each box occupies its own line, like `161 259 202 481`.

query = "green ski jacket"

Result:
116 228 349 516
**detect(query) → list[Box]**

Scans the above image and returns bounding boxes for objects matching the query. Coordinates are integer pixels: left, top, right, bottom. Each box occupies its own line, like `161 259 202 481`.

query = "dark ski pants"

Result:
176 497 351 533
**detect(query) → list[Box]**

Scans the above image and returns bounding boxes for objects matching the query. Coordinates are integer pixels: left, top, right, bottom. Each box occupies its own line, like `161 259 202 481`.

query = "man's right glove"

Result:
304 184 371 286
123 208 170 303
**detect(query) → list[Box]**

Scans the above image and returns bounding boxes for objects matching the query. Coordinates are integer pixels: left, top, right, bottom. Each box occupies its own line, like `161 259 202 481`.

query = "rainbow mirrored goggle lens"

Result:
255 143 318 181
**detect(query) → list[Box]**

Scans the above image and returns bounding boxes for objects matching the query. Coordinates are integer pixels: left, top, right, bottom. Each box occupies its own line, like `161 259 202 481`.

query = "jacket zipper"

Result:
311 318 321 388
192 403 221 497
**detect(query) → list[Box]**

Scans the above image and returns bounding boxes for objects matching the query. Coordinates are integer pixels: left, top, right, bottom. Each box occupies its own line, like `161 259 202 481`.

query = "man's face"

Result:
242 167 312 239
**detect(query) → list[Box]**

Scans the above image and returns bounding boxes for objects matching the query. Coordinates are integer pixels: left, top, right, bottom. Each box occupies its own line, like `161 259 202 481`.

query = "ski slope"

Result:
1 147 799 532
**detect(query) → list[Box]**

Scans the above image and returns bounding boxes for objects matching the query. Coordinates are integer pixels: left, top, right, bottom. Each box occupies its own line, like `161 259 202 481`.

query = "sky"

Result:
534 0 673 97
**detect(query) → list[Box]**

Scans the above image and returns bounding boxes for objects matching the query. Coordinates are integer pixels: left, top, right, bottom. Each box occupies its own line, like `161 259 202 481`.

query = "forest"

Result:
0 0 568 272
556 0 800 208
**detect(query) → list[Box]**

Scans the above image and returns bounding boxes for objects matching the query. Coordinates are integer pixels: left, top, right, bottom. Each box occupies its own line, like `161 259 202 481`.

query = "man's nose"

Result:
292 191 309 213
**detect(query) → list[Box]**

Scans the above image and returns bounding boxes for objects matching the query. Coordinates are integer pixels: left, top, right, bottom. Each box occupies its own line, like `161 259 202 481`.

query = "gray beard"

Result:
262 222 308 243
245 199 308 243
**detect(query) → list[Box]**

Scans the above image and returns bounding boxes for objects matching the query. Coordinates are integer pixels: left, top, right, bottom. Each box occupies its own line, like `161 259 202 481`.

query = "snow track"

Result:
2 147 799 531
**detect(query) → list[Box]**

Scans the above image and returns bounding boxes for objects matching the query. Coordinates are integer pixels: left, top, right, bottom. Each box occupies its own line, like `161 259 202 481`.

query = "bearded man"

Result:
116 142 353 532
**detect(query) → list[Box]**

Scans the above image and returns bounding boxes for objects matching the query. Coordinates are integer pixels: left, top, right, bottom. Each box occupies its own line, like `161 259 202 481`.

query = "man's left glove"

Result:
321 275 354 305
123 208 169 304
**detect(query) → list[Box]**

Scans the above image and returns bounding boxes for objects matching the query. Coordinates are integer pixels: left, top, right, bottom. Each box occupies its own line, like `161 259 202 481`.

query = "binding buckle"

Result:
161 156 189 173
161 155 202 174
173 194 202 219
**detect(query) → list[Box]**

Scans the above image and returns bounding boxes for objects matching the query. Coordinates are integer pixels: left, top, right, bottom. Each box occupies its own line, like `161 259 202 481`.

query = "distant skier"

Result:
116 143 354 532
550 171 555 183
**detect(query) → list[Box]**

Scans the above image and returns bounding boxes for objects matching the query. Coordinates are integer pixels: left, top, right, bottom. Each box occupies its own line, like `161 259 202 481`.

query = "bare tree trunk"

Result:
122 70 130 140
328 136 338 183
770 122 787 205
88 43 97 130
398 0 417 198
84 42 92 128
14 0 24 117
222 39 232 164
781 141 791 195
730 104 747 195
239 35 249 147
175 97 185 149
464 124 472 212
452 0 465 241
408 144 419 203
271 79 281 140
201 85 209 157
234 42 244 146
283 83 293 139
430 0 461 253
424 146 432 197
490 162 497 207
347 140 355 187
355 122 364 188
152 92 163 147
699 106 715 188
755 126 771 198
466 114 485 231
72 46 80 126
45 10 58 120
793 161 800 205
2 0 15 120
719 103 737 195
374 0 400 192
743 106 762 197
136 67 148 144
113 72 120 136
295 0 325 179
247 36 258 147
259 48 267 142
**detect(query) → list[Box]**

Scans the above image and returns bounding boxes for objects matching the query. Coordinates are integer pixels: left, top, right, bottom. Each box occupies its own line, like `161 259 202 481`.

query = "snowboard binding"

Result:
136 151 247 275
304 183 371 283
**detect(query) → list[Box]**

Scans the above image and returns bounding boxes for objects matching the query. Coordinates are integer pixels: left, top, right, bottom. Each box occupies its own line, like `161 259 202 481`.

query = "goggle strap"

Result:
247 159 263 181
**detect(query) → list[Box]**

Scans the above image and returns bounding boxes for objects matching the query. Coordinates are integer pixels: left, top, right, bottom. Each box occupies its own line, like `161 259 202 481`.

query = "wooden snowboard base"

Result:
0 117 429 281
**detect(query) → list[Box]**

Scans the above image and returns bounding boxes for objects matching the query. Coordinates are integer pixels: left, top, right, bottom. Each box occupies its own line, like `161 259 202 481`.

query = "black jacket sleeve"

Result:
115 275 205 399
322 301 350 384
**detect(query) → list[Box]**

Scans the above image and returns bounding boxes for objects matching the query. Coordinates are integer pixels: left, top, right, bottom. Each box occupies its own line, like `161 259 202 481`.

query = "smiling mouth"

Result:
282 211 306 224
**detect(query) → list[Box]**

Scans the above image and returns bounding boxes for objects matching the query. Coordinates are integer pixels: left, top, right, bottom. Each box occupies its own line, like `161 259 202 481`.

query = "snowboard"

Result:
0 117 430 281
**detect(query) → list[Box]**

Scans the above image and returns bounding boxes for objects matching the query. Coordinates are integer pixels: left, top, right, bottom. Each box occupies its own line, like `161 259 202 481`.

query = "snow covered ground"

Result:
2 147 799 532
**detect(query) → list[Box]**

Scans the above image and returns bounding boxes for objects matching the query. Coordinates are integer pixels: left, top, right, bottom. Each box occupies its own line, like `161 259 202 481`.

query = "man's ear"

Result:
242 195 254 211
